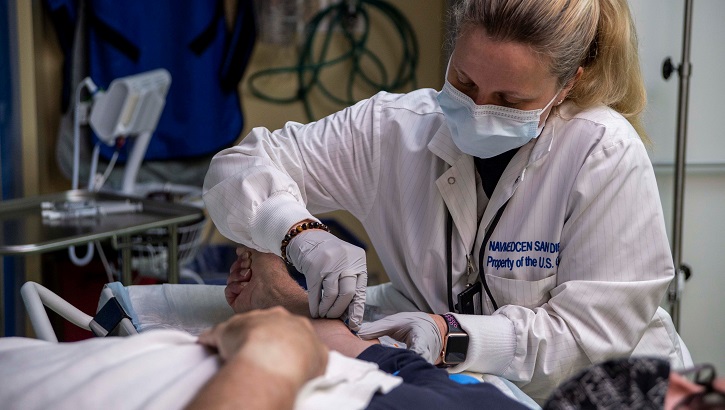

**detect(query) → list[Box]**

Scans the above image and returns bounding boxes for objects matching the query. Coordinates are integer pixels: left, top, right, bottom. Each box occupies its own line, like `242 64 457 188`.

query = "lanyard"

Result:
446 199 510 313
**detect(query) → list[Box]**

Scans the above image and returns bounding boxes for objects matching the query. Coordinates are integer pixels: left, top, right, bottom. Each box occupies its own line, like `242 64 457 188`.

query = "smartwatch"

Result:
439 313 469 366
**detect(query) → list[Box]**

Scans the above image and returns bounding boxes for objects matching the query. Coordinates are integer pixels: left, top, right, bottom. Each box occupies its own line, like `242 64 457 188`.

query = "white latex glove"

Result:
286 229 367 331
357 312 442 364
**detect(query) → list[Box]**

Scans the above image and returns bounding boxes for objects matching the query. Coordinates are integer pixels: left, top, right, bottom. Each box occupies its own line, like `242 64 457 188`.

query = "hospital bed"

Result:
20 281 234 342
16 280 542 409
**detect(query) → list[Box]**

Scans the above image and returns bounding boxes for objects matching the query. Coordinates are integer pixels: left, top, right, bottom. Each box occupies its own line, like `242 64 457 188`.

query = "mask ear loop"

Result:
522 93 560 182
539 93 560 154
547 117 556 153
519 119 553 184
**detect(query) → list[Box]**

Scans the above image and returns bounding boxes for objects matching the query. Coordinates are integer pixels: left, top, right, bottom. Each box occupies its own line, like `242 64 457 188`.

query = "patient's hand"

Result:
191 307 328 410
198 307 328 383
226 246 309 316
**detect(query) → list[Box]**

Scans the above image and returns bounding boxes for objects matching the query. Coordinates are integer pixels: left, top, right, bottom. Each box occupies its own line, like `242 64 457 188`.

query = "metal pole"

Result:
0 258 4 337
668 0 694 331
121 235 132 286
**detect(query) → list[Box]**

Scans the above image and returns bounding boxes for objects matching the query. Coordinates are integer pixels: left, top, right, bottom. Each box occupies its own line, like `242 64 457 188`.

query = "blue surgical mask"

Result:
437 77 560 159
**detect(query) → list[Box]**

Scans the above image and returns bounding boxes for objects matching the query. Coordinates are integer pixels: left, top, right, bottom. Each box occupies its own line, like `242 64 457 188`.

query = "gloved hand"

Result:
286 229 367 331
357 312 443 364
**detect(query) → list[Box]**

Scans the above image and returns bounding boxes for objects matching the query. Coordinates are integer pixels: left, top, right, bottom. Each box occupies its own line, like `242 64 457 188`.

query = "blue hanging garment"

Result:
45 0 257 162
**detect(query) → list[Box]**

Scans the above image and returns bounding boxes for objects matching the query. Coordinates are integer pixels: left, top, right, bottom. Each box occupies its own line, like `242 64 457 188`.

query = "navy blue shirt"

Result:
358 345 528 409
474 148 520 198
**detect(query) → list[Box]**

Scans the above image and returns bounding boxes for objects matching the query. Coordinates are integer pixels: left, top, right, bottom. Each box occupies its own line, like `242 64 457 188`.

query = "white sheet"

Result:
107 283 234 335
92 283 539 409
0 330 402 410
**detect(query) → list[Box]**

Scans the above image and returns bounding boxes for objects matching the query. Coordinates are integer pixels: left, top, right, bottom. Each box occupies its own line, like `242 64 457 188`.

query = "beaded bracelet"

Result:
280 220 330 265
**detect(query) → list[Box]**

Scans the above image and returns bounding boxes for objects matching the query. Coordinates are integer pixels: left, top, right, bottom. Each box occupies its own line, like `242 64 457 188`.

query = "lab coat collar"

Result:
428 122 462 167
430 118 557 254
430 123 478 252
474 119 557 253
428 115 556 184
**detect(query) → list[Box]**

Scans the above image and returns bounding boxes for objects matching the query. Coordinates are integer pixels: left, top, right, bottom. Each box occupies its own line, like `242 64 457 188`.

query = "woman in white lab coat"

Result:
203 0 689 401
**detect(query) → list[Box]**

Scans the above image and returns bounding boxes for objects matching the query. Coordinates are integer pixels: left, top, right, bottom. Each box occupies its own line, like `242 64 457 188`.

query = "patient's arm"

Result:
187 307 328 410
187 308 374 410
225 247 378 358
311 318 377 358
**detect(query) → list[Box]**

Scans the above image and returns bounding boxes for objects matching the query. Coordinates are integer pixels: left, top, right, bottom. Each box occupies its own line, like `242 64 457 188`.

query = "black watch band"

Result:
440 313 469 366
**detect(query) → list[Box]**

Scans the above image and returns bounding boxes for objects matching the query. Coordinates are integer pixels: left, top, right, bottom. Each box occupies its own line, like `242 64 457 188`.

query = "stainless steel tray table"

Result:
0 189 204 285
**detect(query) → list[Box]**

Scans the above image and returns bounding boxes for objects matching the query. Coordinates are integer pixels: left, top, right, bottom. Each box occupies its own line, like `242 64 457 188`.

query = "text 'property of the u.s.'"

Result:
486 241 561 271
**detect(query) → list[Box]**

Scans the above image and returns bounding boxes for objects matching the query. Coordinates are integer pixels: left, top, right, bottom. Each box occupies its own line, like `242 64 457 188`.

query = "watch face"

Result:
444 334 469 364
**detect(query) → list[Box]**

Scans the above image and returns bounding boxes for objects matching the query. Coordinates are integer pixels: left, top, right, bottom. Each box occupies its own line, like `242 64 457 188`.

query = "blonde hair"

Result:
450 0 649 143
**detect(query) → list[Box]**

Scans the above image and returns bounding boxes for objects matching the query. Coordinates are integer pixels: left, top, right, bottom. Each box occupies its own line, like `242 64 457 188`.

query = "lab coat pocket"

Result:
483 274 558 310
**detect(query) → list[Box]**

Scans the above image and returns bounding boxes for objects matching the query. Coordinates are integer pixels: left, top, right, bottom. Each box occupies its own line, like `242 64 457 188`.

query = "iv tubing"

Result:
247 0 418 121
70 77 98 266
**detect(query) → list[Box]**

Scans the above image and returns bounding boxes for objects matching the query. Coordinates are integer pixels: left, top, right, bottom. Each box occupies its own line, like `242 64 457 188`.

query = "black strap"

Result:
446 198 510 313
478 199 510 311
88 11 140 62
188 0 223 56
446 211 454 312
89 297 130 337
219 0 258 91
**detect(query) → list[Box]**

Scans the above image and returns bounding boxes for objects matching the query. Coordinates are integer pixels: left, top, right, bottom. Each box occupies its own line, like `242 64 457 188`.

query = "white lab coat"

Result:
203 89 688 401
